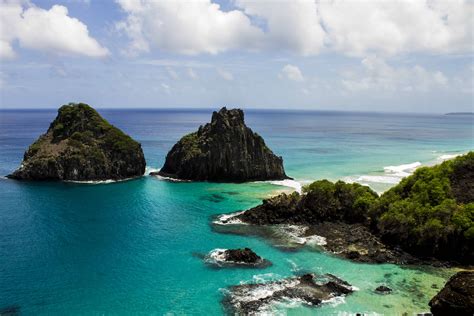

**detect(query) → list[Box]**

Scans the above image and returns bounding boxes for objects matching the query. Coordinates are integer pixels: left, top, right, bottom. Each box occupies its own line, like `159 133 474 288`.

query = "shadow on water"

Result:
0 305 20 316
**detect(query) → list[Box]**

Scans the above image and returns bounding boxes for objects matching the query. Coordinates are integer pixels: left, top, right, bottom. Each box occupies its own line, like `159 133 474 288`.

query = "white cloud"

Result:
279 64 304 82
216 68 233 81
116 0 472 57
0 1 109 59
188 68 198 80
318 0 473 56
115 0 263 56
237 0 325 55
341 55 449 93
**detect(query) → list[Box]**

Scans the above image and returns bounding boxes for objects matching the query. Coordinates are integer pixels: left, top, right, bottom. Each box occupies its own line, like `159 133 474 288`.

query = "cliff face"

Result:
156 107 289 182
429 271 474 315
8 103 146 181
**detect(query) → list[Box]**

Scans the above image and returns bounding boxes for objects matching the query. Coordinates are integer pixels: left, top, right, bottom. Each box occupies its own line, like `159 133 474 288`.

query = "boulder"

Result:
429 271 474 315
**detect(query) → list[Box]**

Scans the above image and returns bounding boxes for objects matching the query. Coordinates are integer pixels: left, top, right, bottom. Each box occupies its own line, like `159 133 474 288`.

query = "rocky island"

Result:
153 107 289 182
204 248 271 268
223 273 354 314
7 103 146 181
217 152 474 265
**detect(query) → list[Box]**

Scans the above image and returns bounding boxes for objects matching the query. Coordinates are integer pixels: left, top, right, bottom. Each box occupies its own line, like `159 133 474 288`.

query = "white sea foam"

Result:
213 211 246 225
150 173 191 182
267 179 302 194
347 161 422 188
145 166 160 174
231 278 300 303
354 175 400 185
321 295 346 307
206 248 228 264
278 225 327 246
64 177 136 185
437 153 461 160
251 273 282 284
383 161 421 177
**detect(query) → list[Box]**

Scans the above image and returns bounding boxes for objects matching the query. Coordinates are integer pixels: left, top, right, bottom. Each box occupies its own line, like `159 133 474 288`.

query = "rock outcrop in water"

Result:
8 103 146 181
205 248 271 268
429 271 474 315
153 107 289 182
223 273 354 314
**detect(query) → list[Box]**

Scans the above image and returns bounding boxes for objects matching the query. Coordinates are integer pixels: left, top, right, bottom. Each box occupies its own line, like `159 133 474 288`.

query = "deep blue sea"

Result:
0 109 472 315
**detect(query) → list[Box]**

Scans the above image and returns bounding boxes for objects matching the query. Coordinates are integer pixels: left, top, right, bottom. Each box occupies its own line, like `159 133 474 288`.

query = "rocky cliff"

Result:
429 271 474 315
154 107 289 182
8 103 146 181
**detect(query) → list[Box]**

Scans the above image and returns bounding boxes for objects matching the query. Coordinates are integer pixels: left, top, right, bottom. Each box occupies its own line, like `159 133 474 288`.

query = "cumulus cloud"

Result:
341 56 449 93
237 0 325 55
319 0 472 56
115 0 263 56
116 0 472 57
279 64 304 82
0 0 109 59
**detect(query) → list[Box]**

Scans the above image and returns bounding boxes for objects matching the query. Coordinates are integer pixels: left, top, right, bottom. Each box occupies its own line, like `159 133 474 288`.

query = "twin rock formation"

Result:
8 104 288 182
153 107 289 182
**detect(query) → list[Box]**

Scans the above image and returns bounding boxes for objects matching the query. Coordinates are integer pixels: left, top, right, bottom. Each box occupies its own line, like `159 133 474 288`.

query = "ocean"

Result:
0 108 472 315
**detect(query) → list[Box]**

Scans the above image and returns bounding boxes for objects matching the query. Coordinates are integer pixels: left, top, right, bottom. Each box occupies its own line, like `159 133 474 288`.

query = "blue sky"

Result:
0 0 472 113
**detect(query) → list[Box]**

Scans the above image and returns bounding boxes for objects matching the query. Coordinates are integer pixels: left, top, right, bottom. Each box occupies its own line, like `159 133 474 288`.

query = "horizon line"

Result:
0 106 460 116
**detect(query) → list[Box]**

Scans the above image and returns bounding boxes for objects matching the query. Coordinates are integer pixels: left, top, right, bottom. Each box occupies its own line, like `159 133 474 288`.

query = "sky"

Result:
0 0 473 113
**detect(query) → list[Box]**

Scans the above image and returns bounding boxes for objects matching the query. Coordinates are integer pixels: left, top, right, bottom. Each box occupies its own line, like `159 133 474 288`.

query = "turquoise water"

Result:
0 109 472 314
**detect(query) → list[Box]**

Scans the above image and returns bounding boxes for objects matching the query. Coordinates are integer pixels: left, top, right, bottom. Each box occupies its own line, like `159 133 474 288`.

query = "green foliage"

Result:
297 153 473 261
179 132 202 159
49 103 141 155
302 180 378 223
370 152 473 260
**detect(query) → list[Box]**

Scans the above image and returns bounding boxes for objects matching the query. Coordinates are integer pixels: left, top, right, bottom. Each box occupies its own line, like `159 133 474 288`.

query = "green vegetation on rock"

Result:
369 152 474 261
239 152 473 263
8 102 146 181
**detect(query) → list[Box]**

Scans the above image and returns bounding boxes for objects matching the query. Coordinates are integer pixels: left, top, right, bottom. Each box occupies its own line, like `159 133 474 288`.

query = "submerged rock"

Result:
0 305 20 316
7 103 146 181
223 273 354 314
213 218 419 265
153 107 289 182
429 271 474 315
375 285 392 294
205 248 271 268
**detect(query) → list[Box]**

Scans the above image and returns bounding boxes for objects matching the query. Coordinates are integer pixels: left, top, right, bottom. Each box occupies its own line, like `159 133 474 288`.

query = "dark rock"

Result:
7 103 145 181
0 305 20 316
205 248 271 268
375 285 392 294
346 251 361 259
224 248 261 264
429 271 474 316
223 273 354 314
154 107 289 182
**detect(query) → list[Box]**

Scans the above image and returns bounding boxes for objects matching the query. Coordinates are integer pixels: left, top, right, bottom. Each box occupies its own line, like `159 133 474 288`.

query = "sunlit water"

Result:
0 109 472 314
